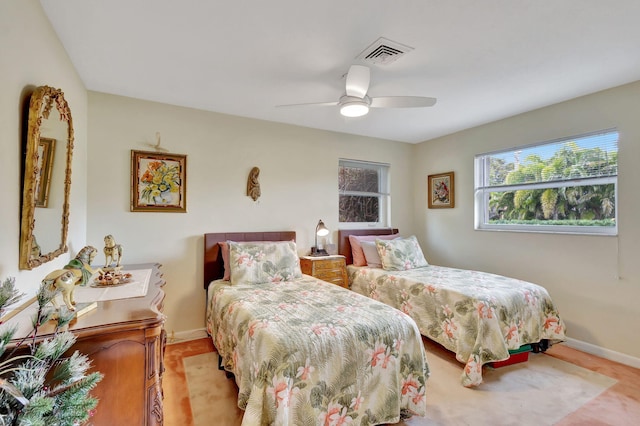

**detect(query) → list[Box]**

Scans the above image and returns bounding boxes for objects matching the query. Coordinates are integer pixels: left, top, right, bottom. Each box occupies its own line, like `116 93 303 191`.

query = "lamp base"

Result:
310 247 329 257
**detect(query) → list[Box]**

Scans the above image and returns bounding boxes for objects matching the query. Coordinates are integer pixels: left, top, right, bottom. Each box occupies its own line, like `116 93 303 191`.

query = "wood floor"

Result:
163 337 640 425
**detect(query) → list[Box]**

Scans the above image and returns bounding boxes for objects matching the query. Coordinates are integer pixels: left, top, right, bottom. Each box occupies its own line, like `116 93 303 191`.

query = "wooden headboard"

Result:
203 231 297 289
338 228 398 265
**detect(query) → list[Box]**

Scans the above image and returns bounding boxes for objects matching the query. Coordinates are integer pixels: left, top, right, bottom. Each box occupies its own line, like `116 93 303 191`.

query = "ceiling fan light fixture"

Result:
340 103 369 117
339 95 370 117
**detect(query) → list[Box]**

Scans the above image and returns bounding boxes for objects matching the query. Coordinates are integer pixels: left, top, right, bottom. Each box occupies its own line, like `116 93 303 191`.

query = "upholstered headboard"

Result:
203 231 297 289
337 228 398 265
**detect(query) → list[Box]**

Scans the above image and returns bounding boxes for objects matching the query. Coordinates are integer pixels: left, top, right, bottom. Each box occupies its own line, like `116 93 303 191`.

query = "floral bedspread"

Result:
348 265 566 387
206 276 429 426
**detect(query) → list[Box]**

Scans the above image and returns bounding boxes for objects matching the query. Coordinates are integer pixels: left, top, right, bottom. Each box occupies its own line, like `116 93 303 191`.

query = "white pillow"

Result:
360 240 382 268
349 233 399 266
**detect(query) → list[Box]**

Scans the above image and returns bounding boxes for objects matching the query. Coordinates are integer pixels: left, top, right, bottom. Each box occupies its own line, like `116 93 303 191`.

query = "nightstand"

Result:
300 255 349 288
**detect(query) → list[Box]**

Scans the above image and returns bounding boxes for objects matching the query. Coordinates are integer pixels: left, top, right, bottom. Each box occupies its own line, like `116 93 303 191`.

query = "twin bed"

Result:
338 228 566 387
203 229 566 423
203 232 429 426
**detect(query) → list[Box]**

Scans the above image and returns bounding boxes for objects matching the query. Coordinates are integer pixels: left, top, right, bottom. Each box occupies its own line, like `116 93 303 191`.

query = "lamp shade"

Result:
316 220 330 236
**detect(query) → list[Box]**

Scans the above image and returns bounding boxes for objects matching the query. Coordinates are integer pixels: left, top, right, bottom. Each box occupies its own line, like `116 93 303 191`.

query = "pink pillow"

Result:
219 242 230 280
349 233 399 266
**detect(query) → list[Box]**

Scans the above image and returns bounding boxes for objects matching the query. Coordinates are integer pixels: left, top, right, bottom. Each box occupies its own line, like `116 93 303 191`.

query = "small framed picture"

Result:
131 150 187 212
35 137 56 208
428 171 454 209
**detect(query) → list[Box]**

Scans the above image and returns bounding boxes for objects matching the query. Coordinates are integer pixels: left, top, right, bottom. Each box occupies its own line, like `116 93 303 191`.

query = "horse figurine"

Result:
42 246 103 311
103 234 123 268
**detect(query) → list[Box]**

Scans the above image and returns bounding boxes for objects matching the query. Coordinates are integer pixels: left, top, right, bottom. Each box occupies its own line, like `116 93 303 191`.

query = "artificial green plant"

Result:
0 277 103 426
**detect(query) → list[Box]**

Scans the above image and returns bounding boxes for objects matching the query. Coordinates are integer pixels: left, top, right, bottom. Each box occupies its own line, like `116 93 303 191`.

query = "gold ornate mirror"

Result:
19 86 73 270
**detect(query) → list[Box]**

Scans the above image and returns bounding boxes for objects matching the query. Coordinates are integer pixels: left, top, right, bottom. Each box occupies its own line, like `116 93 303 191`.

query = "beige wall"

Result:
0 1 88 297
3 0 639 365
86 92 416 336
413 81 640 362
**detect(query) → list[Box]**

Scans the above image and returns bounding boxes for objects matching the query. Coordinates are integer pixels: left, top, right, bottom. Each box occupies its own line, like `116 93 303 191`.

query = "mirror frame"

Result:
19 86 73 270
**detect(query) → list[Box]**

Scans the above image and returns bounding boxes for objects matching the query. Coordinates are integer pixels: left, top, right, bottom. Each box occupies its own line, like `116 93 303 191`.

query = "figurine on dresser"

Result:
42 246 103 311
103 234 123 268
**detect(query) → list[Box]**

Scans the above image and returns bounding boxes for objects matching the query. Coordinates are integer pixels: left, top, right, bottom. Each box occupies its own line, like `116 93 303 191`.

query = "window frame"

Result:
474 129 618 236
338 159 390 229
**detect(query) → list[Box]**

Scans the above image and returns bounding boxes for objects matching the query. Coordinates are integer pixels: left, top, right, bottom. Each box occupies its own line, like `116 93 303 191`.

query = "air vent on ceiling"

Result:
356 37 414 65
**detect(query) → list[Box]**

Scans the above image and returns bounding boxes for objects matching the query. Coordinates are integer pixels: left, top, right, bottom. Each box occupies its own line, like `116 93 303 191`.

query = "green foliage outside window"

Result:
486 140 617 226
339 162 385 223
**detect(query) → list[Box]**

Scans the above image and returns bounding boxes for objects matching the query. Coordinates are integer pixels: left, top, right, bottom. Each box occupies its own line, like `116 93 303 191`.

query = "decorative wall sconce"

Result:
247 166 261 201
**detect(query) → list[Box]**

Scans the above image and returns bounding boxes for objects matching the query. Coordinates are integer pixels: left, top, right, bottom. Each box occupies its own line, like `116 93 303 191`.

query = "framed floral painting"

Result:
427 171 454 209
131 150 187 212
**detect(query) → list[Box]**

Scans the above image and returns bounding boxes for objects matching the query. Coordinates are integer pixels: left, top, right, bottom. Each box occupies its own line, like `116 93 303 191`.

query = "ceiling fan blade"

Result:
370 96 437 108
345 65 370 98
275 101 338 108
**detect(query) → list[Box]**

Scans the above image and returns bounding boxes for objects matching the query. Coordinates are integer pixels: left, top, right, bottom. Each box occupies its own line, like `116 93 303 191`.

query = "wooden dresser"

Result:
8 263 166 425
300 255 349 288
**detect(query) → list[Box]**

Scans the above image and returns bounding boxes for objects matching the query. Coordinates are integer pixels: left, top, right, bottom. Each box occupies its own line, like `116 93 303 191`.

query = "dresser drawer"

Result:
317 274 346 287
312 258 345 271
314 269 342 280
300 256 348 288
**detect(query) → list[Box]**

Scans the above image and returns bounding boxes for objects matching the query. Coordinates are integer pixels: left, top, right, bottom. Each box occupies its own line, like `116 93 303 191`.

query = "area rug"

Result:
401 349 617 426
183 352 243 426
184 349 616 426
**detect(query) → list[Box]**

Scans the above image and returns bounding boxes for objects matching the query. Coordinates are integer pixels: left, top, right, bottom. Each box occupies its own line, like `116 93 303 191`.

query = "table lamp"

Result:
310 219 330 256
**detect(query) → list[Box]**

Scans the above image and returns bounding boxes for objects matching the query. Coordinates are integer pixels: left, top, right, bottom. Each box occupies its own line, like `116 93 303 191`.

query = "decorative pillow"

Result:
360 240 383 268
220 240 289 281
375 235 429 271
349 233 399 266
229 241 302 285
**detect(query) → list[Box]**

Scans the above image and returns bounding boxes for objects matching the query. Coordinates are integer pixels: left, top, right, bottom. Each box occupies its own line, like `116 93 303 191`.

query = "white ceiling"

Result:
40 0 640 144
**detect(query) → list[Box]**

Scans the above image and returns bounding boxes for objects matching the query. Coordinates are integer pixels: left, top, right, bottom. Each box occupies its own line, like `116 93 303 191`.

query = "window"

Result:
474 129 618 235
339 159 390 227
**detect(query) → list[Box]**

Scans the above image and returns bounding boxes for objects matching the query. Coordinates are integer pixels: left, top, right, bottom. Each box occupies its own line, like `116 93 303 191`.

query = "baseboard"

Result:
564 337 640 369
167 328 208 345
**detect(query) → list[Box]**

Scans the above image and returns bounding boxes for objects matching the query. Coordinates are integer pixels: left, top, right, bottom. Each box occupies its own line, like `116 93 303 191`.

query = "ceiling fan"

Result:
277 65 437 117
